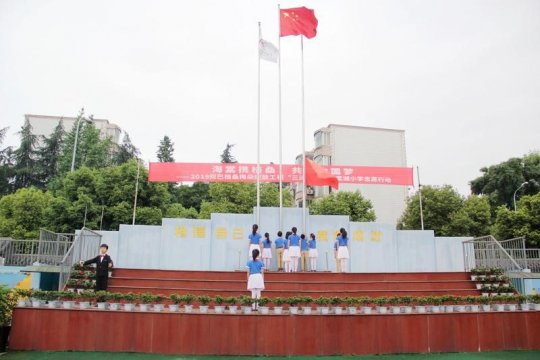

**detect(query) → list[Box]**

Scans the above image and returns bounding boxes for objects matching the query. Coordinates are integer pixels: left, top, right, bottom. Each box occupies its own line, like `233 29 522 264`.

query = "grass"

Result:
1 351 540 360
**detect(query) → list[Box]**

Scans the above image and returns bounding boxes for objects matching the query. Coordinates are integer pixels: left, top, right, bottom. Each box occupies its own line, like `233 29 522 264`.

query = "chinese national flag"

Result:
280 7 318 39
305 158 339 190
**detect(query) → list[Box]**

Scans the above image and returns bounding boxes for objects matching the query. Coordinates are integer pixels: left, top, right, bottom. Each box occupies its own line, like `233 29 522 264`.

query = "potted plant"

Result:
330 296 343 315
430 296 443 313
152 294 165 312
273 297 286 315
139 293 154 312
453 296 466 312
0 286 17 352
78 290 95 309
197 295 211 313
225 296 238 314
314 296 330 315
528 294 540 311
500 276 511 287
299 296 313 315
505 294 518 311
492 295 505 311
374 297 388 314
29 290 45 308
258 297 270 315
108 292 123 311
478 294 490 311
518 295 529 311
182 293 195 313
168 294 181 312
480 284 491 297
286 297 300 315
415 297 429 314
43 291 60 309
463 296 479 312
15 289 31 307
400 296 413 314
359 297 373 314
212 295 225 314
60 290 77 309
388 296 401 314
345 297 358 315
239 295 253 314
123 293 137 311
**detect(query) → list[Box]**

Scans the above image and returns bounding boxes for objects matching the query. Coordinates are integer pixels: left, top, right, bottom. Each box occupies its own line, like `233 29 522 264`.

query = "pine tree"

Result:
37 120 64 186
157 135 175 162
220 143 237 163
13 119 38 189
0 127 14 194
113 132 140 165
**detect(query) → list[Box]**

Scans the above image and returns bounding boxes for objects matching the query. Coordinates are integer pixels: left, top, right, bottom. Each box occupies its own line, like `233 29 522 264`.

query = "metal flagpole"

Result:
417 166 424 230
256 22 262 225
301 36 307 234
132 159 141 225
278 5 283 230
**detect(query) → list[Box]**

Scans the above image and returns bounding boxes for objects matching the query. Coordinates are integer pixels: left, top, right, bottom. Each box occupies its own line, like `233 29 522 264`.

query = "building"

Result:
25 114 121 144
294 124 409 226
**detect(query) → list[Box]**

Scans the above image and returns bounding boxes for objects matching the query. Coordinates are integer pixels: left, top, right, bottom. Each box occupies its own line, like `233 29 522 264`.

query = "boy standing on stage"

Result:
80 244 114 291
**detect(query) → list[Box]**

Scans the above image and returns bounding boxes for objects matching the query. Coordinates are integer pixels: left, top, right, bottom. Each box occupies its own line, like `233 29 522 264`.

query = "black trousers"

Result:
95 275 108 291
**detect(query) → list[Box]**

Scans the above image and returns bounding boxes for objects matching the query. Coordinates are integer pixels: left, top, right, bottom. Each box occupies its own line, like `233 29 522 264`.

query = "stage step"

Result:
106 268 480 298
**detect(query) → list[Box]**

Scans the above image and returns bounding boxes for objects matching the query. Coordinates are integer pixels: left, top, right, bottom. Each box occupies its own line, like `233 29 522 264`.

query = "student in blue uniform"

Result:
248 224 262 259
333 237 341 273
337 228 350 272
300 234 309 272
288 227 301 272
274 231 285 271
261 232 272 270
308 233 318 272
246 249 265 311
283 231 292 273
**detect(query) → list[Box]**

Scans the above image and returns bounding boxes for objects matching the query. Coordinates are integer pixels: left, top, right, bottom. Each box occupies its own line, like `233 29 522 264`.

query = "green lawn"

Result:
2 351 540 360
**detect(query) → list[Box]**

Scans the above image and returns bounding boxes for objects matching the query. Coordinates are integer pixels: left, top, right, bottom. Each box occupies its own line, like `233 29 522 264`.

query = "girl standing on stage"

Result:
333 237 341 273
274 231 285 271
337 228 350 272
308 233 318 272
246 249 264 311
288 227 301 272
261 232 272 270
283 231 292 273
248 224 262 259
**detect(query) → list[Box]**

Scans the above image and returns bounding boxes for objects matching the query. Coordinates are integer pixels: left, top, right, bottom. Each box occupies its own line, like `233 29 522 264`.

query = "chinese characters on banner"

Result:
149 162 414 186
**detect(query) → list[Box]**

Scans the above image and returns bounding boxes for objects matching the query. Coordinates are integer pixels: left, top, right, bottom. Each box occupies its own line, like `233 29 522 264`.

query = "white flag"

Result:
259 38 279 63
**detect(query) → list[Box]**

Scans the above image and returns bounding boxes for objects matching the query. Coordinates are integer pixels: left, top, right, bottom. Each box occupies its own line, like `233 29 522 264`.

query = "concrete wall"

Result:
99 207 467 273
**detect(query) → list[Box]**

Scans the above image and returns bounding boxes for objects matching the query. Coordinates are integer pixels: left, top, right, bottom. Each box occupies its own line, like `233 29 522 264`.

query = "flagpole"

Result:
278 4 283 231
417 166 424 230
132 159 141 225
301 35 307 234
256 22 262 226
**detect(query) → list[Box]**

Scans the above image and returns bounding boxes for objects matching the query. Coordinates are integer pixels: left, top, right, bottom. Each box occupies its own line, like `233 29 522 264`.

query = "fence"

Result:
0 230 72 266
58 228 102 291
462 235 522 272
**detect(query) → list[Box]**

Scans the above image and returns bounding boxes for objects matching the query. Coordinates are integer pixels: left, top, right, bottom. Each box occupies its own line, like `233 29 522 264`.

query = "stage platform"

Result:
108 268 481 297
10 307 540 355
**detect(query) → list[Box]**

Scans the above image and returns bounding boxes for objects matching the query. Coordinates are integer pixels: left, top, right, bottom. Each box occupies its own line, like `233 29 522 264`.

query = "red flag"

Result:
280 7 318 39
305 158 339 190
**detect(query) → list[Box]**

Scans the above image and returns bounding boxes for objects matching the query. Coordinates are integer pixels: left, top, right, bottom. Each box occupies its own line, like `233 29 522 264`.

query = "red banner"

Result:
149 162 414 186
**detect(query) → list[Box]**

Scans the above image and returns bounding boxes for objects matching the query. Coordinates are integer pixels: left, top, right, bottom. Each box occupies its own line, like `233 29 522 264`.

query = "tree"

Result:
0 127 14 195
113 132 139 165
470 152 540 209
398 185 463 236
220 143 237 163
492 193 540 247
309 191 376 222
13 119 38 189
36 120 64 186
173 182 210 211
157 135 175 162
448 195 492 237
164 203 199 219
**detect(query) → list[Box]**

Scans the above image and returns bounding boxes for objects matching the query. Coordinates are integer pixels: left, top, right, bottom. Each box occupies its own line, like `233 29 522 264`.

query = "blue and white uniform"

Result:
337 235 349 259
288 233 301 258
262 239 272 259
246 259 265 290
283 238 290 262
308 239 318 258
248 233 262 256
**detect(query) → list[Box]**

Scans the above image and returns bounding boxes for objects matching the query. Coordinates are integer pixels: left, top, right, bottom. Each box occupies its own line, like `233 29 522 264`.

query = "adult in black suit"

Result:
80 244 114 291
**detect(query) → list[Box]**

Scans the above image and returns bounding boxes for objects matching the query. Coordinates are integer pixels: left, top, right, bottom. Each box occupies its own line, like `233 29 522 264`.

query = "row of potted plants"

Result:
470 267 505 280
16 290 540 315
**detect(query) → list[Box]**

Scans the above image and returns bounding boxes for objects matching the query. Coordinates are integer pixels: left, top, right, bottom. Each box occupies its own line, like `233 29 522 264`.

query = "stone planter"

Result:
214 305 225 314
124 303 136 312
362 307 372 314
273 306 283 315
455 305 466 312
333 307 343 315
469 305 479 312
391 306 401 314
242 306 252 315
403 306 413 314
445 305 454 313
109 303 121 311
47 301 59 309
481 304 491 312
494 304 505 312
31 300 42 308
184 305 193 313
506 304 517 311
199 305 209 314
347 307 357 315
302 306 312 315
431 306 441 313
62 301 75 309
416 306 427 314
259 306 269 315
139 304 150 312
320 306 330 315
79 301 91 310
377 306 388 314
228 305 238 314
519 303 530 311
97 302 108 310
289 306 299 315
153 304 164 312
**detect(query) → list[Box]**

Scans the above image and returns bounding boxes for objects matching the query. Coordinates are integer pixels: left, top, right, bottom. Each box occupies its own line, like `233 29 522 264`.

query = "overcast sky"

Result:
1 0 539 194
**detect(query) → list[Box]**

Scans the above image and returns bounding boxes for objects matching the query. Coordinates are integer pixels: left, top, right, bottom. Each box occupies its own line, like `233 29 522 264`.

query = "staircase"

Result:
108 269 480 298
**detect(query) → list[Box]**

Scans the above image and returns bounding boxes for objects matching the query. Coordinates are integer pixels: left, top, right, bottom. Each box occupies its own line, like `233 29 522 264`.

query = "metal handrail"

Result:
462 235 522 272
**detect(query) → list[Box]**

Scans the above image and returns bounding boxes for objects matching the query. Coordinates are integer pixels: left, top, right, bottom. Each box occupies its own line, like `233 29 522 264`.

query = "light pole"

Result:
513 181 529 211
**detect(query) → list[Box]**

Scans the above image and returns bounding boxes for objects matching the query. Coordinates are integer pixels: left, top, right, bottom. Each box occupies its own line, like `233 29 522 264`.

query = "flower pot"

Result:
506 304 517 311
362 307 372 314
109 303 121 311
431 306 441 313
416 306 426 314
475 284 482 290
302 306 312 315
199 305 209 313
228 305 238 314
97 302 108 310
124 303 136 312
445 305 454 313
482 304 491 312
482 293 489 297
47 301 59 309
184 305 193 313
167 304 179 312
31 300 42 308
494 304 505 312
403 306 413 314
492 283 499 288
139 304 150 312
377 306 388 314
469 305 479 312
456 305 466 312
320 307 330 315
17 299 27 307
503 283 510 288
391 306 400 314
259 306 269 315
470 275 477 281
152 304 164 312
519 303 530 311
289 306 299 315
333 307 343 315
347 307 357 315
242 306 252 314
62 301 75 309
214 305 225 314
273 306 283 315
78 301 91 310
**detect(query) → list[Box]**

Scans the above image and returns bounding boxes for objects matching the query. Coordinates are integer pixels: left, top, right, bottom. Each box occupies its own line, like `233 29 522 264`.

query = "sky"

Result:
1 0 539 194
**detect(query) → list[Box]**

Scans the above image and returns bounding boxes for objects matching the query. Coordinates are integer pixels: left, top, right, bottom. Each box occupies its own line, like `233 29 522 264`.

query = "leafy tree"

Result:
492 193 540 247
470 152 540 209
173 182 210 211
0 187 53 239
157 135 175 162
398 185 463 236
220 143 237 163
448 195 492 237
113 132 139 165
164 203 199 219
13 119 38 189
0 127 14 195
36 120 64 185
309 191 376 222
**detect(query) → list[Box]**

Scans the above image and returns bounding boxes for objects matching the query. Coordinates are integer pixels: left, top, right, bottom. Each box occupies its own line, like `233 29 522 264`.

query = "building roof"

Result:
315 123 405 134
